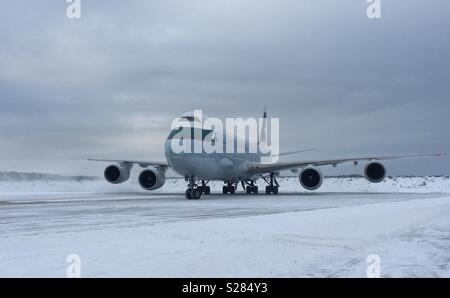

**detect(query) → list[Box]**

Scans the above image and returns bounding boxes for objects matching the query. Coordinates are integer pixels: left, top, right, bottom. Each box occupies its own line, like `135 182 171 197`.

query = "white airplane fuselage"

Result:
164 133 261 182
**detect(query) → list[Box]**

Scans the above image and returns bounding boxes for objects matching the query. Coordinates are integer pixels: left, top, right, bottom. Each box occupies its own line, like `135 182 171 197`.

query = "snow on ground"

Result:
0 177 449 277
0 176 449 197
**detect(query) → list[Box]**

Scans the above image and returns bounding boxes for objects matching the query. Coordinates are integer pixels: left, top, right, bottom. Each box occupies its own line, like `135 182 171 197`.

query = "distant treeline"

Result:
0 171 100 182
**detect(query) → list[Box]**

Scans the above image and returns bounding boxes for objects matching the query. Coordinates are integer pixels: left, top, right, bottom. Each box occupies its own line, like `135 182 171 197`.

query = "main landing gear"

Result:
222 182 236 194
198 180 211 195
245 181 258 194
185 176 279 199
263 173 279 195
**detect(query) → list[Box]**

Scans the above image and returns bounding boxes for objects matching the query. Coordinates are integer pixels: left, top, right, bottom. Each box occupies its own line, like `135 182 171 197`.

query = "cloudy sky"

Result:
0 0 449 176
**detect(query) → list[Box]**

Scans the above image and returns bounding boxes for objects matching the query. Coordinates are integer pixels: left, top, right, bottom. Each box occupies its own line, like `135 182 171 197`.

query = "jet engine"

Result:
138 168 166 190
364 162 386 183
104 164 131 184
299 167 323 190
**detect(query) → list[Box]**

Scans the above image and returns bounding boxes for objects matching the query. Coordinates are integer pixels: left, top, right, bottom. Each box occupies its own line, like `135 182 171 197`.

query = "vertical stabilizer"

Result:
260 106 268 145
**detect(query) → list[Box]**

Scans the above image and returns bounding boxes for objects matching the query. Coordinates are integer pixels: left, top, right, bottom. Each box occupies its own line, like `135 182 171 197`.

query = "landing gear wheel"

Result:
223 186 228 194
265 185 279 195
223 184 235 194
190 188 202 200
198 186 210 195
246 184 258 194
263 173 280 195
203 186 210 195
185 189 192 200
186 177 202 200
199 180 210 195
273 186 279 194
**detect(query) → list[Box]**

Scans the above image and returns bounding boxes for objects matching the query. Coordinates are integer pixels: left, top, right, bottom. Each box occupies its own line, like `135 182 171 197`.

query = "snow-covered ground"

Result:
0 176 449 196
0 177 449 277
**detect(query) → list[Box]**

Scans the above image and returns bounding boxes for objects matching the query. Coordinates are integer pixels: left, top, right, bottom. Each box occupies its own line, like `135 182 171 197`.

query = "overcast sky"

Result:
0 0 449 176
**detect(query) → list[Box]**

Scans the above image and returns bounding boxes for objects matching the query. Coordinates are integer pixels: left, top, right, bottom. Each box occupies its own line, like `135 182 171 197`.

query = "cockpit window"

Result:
167 127 213 140
180 116 201 122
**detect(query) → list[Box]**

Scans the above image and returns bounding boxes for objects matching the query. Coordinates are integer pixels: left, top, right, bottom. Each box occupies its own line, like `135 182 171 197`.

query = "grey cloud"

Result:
0 0 449 175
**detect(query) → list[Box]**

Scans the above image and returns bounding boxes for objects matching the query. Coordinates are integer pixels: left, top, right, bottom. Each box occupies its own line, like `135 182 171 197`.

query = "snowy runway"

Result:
0 178 449 277
0 191 446 235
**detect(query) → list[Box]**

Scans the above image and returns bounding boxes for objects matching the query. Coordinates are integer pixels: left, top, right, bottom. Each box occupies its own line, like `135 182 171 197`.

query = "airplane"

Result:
88 109 447 200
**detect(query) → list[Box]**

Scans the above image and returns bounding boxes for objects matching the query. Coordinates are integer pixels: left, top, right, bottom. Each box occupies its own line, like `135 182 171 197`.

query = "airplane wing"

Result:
275 148 317 157
87 158 169 168
247 153 447 174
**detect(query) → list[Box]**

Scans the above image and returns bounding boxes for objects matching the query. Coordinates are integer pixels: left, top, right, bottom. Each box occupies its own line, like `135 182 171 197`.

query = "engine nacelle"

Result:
139 168 166 190
364 162 386 183
104 164 131 184
299 167 323 190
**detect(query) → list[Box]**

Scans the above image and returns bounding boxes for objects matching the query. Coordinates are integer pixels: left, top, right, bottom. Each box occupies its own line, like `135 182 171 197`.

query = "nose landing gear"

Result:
185 188 202 200
185 177 202 200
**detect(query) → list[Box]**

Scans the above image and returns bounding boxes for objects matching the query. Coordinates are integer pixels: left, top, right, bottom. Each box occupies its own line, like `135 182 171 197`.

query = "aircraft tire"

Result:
191 188 202 200
185 189 192 200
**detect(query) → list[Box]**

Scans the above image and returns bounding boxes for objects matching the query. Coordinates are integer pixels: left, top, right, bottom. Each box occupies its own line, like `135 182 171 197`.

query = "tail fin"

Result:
259 105 268 145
